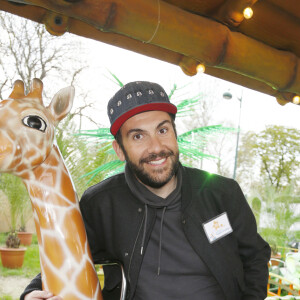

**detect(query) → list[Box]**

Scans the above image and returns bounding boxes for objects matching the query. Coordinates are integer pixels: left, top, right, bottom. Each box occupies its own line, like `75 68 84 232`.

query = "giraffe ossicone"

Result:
0 79 102 300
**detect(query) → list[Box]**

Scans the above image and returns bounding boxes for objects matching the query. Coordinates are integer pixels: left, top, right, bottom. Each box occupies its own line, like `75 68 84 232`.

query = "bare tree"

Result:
0 12 64 95
175 79 236 175
208 131 235 177
0 11 100 129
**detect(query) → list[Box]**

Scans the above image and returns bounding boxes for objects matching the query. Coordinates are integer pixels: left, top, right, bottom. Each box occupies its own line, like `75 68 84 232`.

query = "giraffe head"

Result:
0 78 74 177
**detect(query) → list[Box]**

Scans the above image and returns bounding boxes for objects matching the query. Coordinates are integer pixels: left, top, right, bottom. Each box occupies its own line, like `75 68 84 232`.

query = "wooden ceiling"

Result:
1 0 300 105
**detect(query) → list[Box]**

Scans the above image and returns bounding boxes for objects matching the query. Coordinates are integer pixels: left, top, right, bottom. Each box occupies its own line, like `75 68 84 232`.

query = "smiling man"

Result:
22 81 271 300
112 110 179 197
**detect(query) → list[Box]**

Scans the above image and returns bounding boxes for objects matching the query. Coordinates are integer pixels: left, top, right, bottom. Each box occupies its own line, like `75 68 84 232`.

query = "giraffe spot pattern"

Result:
63 209 88 263
44 236 65 268
76 260 101 298
43 263 65 295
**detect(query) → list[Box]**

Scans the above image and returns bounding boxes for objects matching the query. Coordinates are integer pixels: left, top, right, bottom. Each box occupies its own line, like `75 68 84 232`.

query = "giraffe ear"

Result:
47 86 75 126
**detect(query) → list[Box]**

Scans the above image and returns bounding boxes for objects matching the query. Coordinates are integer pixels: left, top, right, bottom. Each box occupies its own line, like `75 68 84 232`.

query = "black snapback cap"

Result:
107 81 177 135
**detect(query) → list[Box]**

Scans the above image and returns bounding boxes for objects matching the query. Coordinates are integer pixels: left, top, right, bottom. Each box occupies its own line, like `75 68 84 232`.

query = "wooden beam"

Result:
0 0 299 105
6 0 300 95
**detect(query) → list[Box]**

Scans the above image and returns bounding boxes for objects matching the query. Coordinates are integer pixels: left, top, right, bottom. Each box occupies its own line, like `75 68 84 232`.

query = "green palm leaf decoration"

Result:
76 73 235 183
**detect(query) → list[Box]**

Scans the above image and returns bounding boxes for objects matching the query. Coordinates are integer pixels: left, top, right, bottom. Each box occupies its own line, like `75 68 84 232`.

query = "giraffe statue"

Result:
0 79 102 300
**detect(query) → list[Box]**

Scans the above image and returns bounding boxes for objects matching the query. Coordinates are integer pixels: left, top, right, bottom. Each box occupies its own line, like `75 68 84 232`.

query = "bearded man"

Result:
22 81 271 300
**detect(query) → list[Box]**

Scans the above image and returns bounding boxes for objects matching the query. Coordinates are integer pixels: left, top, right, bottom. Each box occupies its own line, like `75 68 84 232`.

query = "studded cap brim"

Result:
110 102 177 135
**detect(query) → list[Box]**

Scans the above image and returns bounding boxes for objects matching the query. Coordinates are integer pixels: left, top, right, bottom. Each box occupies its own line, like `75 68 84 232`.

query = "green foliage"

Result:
178 125 235 167
0 296 14 300
0 174 31 231
175 94 203 117
0 233 6 245
55 118 113 197
251 197 261 227
256 126 300 188
106 70 124 88
249 184 300 252
236 131 257 189
238 126 300 189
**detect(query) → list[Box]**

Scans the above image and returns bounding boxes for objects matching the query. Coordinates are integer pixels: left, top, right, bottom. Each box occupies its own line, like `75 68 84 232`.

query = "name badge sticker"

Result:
203 212 233 244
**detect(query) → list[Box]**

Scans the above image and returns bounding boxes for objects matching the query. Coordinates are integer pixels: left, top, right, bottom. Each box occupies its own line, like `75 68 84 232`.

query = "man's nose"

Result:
147 135 164 153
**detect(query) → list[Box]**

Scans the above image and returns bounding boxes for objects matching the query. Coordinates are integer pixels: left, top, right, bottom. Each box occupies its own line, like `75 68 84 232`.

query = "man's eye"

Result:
159 128 168 134
133 134 143 140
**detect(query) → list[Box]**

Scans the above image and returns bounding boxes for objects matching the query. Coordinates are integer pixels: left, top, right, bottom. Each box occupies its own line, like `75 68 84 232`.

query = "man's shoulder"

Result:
82 172 127 200
183 166 236 190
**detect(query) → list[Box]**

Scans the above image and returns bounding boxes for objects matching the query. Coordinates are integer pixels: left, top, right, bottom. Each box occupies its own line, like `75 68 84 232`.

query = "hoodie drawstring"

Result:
157 206 166 275
140 205 167 276
140 204 148 255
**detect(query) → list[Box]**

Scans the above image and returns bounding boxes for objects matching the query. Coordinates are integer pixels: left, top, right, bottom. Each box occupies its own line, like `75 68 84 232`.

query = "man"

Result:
22 81 271 300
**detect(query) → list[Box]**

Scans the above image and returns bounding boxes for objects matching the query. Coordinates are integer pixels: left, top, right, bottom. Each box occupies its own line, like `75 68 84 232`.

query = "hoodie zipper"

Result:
127 212 145 284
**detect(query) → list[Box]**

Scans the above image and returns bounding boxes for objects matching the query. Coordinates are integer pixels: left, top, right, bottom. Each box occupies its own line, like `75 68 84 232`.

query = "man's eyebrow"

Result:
157 120 171 129
126 128 144 137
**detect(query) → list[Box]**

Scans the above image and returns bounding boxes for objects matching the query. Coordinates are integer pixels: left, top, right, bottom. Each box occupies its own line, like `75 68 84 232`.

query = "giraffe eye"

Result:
22 115 47 132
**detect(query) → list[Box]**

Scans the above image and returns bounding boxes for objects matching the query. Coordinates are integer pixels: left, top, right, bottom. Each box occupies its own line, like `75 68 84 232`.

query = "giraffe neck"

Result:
23 144 78 207
22 145 101 300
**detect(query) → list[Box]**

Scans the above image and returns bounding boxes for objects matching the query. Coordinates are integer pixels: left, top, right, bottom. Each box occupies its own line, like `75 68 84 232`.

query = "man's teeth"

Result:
148 158 166 165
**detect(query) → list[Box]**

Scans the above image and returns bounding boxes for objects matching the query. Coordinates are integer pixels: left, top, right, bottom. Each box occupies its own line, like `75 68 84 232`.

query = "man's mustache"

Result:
140 150 174 164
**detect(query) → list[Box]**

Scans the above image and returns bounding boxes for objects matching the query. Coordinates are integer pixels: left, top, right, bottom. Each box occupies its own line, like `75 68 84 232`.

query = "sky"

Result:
73 35 300 134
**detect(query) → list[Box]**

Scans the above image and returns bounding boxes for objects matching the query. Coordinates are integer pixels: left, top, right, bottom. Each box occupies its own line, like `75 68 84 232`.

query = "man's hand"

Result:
24 291 62 300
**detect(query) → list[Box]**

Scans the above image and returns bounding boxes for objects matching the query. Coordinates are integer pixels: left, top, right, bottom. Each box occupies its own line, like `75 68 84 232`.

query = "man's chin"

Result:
142 178 170 189
127 153 179 189
144 164 166 175
139 171 174 189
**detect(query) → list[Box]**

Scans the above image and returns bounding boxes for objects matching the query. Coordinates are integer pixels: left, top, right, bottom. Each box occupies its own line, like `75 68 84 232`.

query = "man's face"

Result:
113 111 179 189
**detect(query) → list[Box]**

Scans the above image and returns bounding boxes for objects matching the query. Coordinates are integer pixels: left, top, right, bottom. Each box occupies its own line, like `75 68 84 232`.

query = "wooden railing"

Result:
268 248 300 299
268 272 300 296
268 251 300 298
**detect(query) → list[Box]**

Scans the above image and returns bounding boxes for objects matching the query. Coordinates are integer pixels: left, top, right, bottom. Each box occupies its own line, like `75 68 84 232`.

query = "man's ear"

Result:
112 140 126 161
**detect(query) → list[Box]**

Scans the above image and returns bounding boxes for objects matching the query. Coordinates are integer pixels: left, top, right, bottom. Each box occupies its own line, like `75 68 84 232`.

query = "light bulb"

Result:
292 95 300 105
243 7 253 19
196 64 205 73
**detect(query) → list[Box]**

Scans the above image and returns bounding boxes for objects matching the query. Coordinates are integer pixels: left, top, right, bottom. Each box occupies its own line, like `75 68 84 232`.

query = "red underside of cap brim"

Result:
110 103 177 135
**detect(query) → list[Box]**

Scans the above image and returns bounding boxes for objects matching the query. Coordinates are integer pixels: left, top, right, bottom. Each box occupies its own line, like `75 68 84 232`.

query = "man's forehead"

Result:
121 110 171 132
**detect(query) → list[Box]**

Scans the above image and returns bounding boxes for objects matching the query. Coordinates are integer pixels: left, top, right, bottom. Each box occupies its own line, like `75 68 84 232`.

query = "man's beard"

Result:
124 149 179 188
